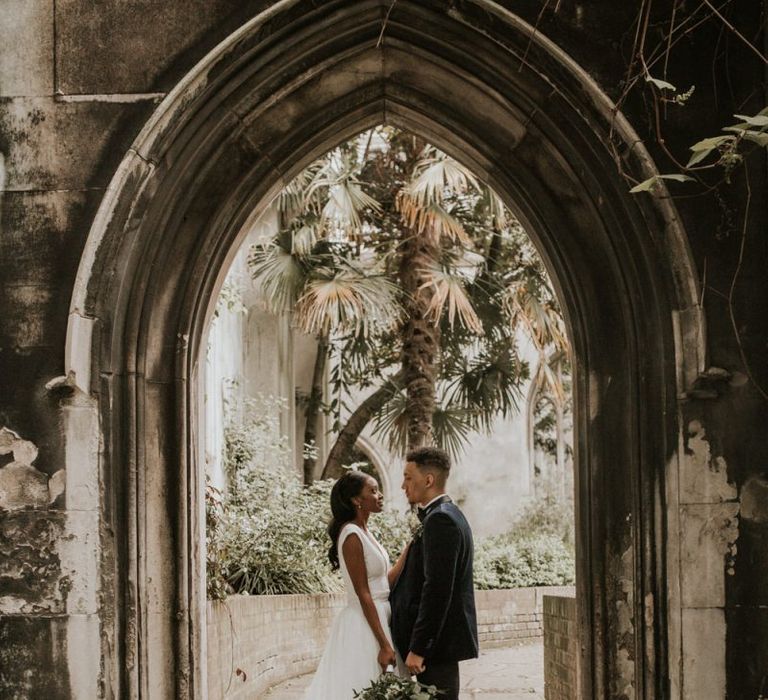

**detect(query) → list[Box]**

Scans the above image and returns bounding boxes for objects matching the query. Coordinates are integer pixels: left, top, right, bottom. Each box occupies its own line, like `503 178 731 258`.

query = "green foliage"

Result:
368 502 414 562
206 396 412 598
216 472 342 596
353 672 443 700
207 396 574 599
205 481 229 601
212 279 247 319
510 483 575 548
629 173 694 193
473 485 575 590
249 126 568 466
629 106 768 193
206 395 339 596
474 534 575 590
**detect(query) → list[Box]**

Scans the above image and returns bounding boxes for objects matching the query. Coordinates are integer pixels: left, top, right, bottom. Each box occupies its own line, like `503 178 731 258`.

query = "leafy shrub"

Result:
473 533 575 589
368 507 414 565
207 395 575 598
206 481 230 601
473 479 575 589
206 394 412 598
509 480 575 547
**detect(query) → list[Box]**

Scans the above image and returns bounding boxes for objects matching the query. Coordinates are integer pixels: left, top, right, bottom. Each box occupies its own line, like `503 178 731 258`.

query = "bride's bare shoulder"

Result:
339 522 362 540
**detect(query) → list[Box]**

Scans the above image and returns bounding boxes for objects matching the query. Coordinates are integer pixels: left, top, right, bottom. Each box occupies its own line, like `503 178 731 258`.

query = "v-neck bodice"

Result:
338 523 391 604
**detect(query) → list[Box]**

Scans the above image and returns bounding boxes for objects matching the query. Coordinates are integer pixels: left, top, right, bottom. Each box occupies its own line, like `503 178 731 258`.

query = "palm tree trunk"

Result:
302 336 328 484
321 369 406 479
399 230 441 449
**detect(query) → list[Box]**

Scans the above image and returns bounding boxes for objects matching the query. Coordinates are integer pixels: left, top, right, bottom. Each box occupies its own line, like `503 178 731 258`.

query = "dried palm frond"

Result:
296 267 401 337
404 147 481 207
504 280 568 356
398 198 471 245
418 264 484 334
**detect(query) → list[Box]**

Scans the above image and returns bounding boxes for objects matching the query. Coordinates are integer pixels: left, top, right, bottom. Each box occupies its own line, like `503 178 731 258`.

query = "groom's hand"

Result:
405 651 425 675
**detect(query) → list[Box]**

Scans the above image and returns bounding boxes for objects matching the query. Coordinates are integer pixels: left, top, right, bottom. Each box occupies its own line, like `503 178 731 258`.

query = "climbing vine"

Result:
598 0 768 399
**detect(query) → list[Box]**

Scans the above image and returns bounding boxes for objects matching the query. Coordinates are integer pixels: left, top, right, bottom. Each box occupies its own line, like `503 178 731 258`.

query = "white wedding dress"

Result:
304 523 405 699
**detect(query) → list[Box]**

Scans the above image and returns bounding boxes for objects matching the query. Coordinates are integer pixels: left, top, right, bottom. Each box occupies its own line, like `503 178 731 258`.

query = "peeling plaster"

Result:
681 420 737 503
0 427 64 510
704 506 740 577
610 544 636 698
0 512 67 614
680 502 740 608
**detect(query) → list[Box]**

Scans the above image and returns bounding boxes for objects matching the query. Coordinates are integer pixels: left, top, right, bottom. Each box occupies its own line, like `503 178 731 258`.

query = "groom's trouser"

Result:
418 660 459 700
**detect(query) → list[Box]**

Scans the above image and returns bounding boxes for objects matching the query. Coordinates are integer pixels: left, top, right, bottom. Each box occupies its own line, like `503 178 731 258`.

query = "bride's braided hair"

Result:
327 470 369 570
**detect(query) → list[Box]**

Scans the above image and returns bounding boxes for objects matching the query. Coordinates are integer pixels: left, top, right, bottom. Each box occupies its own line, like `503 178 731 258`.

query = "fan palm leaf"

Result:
418 264 484 334
296 267 402 337
276 162 323 219
248 241 307 312
291 224 318 256
305 152 381 235
373 386 477 461
398 199 471 245
445 347 527 431
322 178 380 233
371 389 409 457
531 355 567 407
504 281 568 355
431 400 474 461
403 148 481 207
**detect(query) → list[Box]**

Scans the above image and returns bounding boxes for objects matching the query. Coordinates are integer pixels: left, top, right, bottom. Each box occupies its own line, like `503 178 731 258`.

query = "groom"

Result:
390 446 478 700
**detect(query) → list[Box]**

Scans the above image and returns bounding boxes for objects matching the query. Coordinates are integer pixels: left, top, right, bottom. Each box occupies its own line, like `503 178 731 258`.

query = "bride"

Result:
304 470 409 699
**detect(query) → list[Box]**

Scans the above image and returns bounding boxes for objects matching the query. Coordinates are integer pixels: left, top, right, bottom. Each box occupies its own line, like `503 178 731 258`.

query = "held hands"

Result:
405 651 425 676
378 644 396 671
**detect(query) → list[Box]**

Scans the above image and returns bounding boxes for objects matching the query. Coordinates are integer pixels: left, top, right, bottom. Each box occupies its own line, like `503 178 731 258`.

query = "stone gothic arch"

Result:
64 1 704 696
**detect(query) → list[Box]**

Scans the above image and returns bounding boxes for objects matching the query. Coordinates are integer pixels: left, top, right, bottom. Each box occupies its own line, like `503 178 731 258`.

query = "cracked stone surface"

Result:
0 427 63 510
265 644 544 699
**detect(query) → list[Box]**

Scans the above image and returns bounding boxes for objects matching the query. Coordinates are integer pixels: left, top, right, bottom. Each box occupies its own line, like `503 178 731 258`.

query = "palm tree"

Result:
248 159 401 483
248 126 568 479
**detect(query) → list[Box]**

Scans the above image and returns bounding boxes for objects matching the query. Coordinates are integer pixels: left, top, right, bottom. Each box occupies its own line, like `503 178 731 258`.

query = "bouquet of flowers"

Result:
353 672 443 700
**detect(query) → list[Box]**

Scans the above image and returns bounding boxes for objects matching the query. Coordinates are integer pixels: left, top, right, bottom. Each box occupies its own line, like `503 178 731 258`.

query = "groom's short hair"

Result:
406 446 451 485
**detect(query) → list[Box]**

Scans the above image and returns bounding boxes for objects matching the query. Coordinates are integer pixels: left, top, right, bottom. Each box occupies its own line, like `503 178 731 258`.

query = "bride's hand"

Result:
377 644 396 671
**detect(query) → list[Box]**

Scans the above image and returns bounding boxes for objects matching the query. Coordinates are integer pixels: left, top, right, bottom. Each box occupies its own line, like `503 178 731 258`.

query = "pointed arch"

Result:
65 1 704 696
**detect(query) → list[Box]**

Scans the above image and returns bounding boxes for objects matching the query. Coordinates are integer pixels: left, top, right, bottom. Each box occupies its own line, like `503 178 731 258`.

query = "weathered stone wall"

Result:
543 595 577 700
206 587 572 698
0 1 765 697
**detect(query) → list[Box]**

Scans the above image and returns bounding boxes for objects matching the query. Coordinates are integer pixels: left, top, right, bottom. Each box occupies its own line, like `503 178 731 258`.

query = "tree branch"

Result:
321 369 406 479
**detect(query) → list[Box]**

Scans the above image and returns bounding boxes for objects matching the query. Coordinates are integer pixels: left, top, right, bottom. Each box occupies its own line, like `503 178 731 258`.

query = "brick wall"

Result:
475 586 574 649
207 586 574 698
543 595 578 699
206 593 347 700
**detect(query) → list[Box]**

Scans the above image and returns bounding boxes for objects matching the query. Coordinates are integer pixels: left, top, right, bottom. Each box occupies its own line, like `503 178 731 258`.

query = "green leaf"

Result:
686 135 734 167
742 130 768 148
657 174 695 183
733 113 768 127
629 174 694 194
690 134 735 152
689 135 733 152
629 178 657 193
645 76 676 91
686 149 716 168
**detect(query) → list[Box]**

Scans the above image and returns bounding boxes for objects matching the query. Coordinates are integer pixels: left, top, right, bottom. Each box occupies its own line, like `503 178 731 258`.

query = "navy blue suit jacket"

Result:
390 496 478 662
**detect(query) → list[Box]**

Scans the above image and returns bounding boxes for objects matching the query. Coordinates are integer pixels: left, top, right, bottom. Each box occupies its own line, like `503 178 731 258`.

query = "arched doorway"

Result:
65 1 703 696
